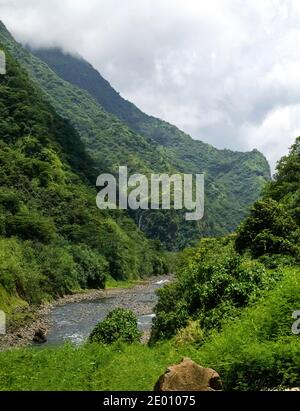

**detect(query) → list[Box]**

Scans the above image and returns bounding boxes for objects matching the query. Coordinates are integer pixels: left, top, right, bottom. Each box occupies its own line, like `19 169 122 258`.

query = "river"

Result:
41 276 171 346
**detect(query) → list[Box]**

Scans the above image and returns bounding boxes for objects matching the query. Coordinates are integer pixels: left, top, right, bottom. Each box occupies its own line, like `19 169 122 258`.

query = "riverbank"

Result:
0 275 171 350
0 289 106 350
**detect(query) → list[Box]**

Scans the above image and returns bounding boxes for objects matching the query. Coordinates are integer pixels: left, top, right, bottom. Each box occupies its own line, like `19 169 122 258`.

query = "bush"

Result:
0 188 20 214
174 321 204 346
0 238 42 304
258 254 297 269
0 237 107 304
34 243 79 297
89 308 142 344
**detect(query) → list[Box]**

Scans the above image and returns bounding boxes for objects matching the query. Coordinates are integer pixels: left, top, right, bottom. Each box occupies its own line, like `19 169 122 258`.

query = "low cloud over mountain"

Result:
2 0 300 170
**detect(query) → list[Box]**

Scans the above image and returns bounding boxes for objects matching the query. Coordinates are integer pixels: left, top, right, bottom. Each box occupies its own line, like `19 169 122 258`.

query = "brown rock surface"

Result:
33 328 47 343
154 357 222 391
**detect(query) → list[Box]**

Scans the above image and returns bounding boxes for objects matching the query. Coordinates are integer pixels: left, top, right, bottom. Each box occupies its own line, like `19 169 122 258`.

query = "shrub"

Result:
0 238 42 303
0 188 20 214
34 243 79 297
174 321 204 346
89 308 142 344
258 254 297 269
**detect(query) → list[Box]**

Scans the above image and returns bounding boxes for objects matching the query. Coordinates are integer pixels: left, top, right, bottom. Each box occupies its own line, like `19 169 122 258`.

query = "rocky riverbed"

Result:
0 275 172 350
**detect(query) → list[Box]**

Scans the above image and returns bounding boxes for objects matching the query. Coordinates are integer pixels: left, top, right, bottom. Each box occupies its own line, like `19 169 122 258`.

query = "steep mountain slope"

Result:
0 22 271 249
0 25 171 177
32 47 271 225
0 45 166 314
33 47 270 179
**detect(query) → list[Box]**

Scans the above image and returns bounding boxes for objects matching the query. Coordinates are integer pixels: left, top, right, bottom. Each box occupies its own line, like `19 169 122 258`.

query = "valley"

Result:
0 18 299 393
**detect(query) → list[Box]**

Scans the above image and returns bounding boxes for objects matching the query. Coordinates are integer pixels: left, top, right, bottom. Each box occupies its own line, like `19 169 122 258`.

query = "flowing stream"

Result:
42 276 171 346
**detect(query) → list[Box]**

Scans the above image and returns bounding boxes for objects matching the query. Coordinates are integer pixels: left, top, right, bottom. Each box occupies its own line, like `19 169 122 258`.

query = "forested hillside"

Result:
0 47 166 316
33 49 272 247
0 23 271 249
33 47 271 242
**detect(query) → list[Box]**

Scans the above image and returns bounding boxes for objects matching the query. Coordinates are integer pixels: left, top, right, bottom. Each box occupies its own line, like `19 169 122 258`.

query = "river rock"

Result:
154 357 222 391
33 328 47 344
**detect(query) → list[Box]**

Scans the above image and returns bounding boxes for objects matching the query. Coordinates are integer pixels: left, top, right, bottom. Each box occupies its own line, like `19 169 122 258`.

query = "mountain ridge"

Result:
0 21 271 249
32 46 268 163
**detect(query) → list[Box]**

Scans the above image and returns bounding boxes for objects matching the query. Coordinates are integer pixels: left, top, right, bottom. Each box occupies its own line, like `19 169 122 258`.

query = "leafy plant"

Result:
89 308 142 344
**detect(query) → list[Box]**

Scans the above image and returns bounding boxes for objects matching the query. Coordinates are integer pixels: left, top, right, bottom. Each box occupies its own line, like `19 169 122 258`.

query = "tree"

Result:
235 199 299 257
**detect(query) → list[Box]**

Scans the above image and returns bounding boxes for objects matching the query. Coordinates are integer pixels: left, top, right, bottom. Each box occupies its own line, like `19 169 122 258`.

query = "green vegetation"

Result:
0 265 299 391
0 47 166 317
0 112 298 395
89 308 142 345
151 139 300 350
235 198 300 258
194 265 300 390
236 137 300 259
0 28 271 250
150 237 281 342
149 136 300 389
0 342 184 391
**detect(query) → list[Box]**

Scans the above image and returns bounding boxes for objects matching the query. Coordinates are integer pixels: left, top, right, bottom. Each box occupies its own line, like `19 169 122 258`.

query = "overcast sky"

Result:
1 0 300 172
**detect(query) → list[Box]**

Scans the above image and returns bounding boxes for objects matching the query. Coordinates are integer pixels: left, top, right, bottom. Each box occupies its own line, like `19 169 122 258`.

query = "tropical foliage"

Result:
0 48 166 312
89 308 142 345
150 237 282 342
236 137 300 259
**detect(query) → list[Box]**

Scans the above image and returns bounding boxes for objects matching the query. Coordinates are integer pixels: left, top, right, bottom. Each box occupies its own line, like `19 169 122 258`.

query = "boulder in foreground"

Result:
154 357 222 391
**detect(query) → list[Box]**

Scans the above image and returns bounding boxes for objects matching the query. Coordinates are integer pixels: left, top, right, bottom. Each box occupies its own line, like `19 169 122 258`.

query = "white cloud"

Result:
1 0 300 171
242 105 300 175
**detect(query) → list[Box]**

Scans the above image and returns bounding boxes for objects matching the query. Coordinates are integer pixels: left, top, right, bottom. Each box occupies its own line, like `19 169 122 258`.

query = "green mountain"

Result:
0 45 166 313
0 22 271 250
32 47 271 179
31 47 272 240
